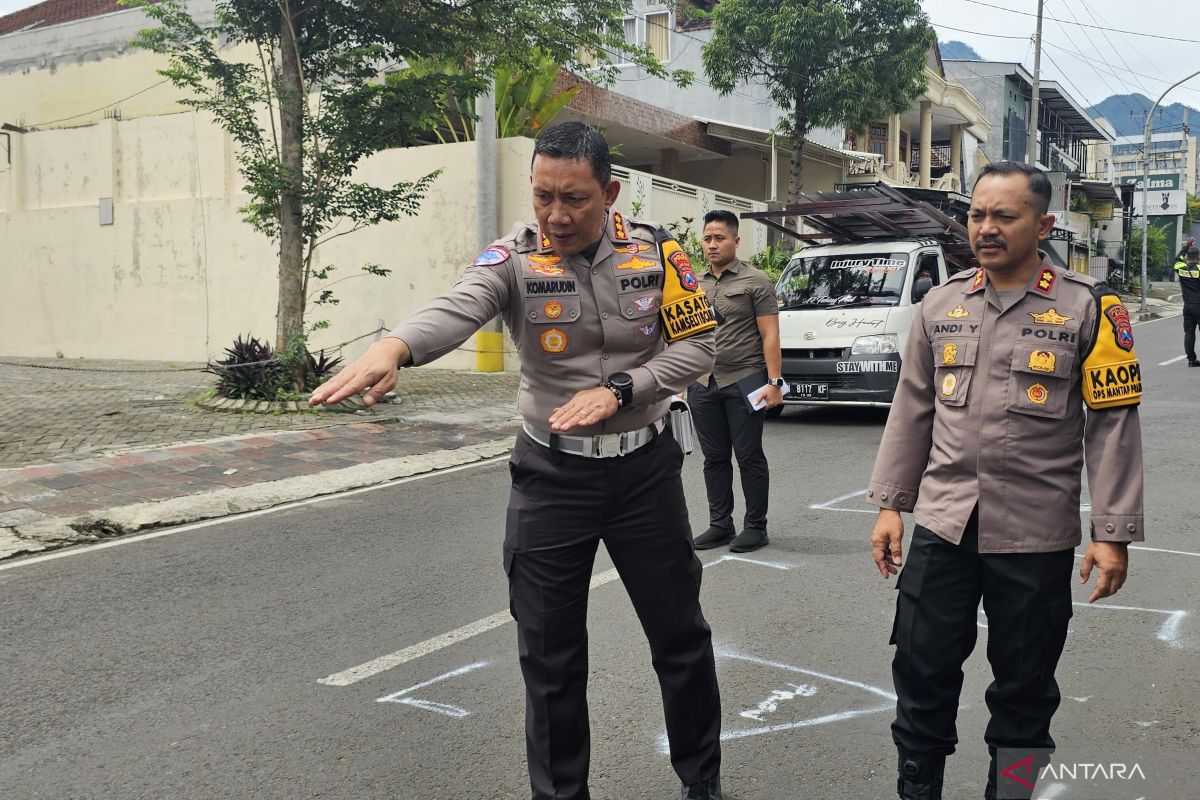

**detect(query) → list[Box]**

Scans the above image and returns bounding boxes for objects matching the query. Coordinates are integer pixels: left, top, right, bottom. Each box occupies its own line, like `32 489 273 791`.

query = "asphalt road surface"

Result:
2 314 1196 800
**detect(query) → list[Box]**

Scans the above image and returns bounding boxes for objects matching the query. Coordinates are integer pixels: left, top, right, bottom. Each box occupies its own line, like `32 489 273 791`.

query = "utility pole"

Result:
1026 0 1044 166
1140 68 1200 320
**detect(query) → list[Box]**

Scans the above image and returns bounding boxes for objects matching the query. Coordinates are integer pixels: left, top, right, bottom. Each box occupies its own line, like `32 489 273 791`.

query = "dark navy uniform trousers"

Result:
890 508 1074 794
505 429 722 800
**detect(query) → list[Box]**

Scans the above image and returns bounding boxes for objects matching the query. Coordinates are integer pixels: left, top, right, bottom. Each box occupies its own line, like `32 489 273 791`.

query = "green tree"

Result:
127 0 687 387
405 53 580 143
702 0 933 201
1129 222 1168 278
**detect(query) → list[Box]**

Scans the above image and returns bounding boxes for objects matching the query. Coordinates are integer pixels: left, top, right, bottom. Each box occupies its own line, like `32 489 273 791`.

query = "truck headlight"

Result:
851 334 899 355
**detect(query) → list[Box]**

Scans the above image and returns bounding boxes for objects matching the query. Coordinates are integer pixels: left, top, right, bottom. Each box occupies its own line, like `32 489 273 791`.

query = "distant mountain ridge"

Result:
939 40 983 61
1087 94 1200 138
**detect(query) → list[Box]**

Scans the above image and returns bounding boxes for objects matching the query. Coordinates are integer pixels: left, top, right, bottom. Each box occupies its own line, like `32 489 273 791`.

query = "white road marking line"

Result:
0 455 511 574
320 554 798 687
376 661 490 718
1158 354 1188 366
720 554 796 570
1129 544 1200 557
1036 782 1070 799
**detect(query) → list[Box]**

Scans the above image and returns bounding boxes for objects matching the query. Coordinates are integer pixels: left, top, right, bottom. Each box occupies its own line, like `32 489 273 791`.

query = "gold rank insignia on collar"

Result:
947 305 970 319
611 211 629 241
538 228 552 251
1034 267 1056 295
969 268 986 293
1028 350 1056 373
1029 308 1072 325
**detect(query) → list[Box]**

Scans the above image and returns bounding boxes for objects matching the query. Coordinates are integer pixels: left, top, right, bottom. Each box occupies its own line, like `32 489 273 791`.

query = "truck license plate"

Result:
789 383 829 400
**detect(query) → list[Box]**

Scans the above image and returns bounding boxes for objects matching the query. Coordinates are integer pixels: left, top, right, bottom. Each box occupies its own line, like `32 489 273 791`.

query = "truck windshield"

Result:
776 253 910 309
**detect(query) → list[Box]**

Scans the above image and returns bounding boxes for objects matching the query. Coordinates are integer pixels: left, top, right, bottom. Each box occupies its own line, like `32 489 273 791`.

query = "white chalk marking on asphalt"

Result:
376 661 490 718
1158 354 1188 366
740 682 818 722
655 649 894 751
320 554 797 687
0 455 511 574
1072 603 1188 646
1035 782 1069 799
719 554 796 570
809 490 874 514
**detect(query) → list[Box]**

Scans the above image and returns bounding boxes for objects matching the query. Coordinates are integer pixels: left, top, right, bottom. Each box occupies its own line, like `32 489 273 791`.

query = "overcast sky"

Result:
2 0 1198 110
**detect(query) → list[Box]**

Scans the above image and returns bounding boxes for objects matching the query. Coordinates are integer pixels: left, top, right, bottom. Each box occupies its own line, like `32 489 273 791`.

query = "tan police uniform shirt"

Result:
698 259 780 388
388 212 717 434
867 254 1145 553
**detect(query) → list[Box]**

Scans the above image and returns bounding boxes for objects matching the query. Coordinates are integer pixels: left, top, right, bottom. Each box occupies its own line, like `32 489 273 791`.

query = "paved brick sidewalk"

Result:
0 416 519 531
0 357 520 467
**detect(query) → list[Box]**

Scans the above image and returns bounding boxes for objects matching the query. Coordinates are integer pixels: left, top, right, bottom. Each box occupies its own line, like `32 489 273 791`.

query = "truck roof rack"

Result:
741 184 980 274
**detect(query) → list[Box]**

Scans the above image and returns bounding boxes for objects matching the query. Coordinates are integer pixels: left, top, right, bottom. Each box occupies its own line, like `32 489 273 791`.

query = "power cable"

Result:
959 0 1200 45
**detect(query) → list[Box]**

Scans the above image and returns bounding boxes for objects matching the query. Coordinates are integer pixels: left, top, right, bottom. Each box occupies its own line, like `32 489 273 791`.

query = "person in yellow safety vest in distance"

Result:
1172 236 1200 366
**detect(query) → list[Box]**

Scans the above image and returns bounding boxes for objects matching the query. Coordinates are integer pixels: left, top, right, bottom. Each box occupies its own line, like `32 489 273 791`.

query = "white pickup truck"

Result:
743 185 978 410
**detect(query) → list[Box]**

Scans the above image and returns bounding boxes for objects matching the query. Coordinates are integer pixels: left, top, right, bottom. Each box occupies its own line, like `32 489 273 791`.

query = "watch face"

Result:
610 372 634 388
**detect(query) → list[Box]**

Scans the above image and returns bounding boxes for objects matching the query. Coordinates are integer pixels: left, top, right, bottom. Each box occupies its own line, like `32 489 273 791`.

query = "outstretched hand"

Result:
309 338 411 407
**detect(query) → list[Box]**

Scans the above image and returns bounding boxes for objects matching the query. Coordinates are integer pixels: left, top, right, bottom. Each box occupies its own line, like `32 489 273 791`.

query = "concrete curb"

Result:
0 439 514 561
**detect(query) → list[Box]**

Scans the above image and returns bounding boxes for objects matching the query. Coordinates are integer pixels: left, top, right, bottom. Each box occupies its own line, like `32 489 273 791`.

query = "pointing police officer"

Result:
867 161 1145 800
311 123 725 800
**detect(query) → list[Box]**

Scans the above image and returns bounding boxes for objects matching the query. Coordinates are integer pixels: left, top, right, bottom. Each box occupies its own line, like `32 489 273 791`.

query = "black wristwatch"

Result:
604 371 635 408
767 377 785 387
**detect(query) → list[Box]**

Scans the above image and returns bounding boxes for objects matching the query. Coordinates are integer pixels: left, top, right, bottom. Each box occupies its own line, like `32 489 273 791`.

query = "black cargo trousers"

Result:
890 508 1075 797
504 428 722 800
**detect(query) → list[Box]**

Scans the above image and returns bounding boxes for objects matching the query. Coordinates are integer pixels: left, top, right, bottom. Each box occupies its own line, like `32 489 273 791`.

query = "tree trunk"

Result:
787 99 808 205
785 98 809 244
277 4 306 390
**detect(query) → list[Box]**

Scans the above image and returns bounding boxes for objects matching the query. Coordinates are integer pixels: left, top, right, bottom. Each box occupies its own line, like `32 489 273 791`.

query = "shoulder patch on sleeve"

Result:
473 245 511 267
654 227 715 342
1082 291 1141 410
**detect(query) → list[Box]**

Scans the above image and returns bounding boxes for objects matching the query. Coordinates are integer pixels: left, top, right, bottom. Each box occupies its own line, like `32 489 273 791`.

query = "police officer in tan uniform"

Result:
866 161 1144 800
312 122 725 800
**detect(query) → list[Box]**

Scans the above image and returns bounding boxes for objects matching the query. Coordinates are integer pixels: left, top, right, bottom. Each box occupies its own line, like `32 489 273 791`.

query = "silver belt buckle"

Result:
596 431 627 458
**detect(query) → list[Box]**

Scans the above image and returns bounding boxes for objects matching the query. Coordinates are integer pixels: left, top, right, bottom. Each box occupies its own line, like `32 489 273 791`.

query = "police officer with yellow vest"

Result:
311 123 725 800
1171 236 1200 366
867 161 1144 800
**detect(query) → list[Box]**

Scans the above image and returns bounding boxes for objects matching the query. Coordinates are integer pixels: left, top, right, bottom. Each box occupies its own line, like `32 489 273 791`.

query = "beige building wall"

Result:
1 114 768 368
0 113 534 368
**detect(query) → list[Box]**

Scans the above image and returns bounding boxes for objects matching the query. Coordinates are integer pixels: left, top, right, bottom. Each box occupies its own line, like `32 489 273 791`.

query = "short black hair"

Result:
1189 247 1200 260
703 209 739 233
532 122 611 186
974 160 1053 214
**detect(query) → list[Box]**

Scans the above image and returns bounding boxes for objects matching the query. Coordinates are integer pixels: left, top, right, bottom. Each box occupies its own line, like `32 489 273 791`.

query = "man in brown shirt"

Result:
688 210 782 553
312 123 725 800
867 161 1144 800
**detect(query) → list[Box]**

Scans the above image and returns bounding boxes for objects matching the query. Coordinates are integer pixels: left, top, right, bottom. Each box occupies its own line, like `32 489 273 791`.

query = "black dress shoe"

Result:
681 776 722 799
693 525 735 549
1188 359 1199 367
729 527 769 553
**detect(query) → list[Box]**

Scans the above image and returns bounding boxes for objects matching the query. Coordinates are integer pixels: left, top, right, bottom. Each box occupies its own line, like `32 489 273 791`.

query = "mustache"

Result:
975 239 1006 249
